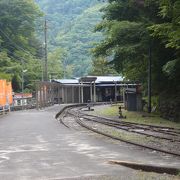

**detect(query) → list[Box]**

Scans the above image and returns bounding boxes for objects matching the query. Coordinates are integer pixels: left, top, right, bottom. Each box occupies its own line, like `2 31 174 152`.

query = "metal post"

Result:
148 42 152 113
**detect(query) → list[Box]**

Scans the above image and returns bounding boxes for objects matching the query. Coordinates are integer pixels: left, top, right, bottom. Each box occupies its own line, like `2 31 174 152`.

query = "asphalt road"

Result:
0 105 180 180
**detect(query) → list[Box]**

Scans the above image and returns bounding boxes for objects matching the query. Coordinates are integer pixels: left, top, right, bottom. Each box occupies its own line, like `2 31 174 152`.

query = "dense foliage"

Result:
0 0 107 91
36 0 105 77
90 57 118 76
93 0 180 121
0 0 43 91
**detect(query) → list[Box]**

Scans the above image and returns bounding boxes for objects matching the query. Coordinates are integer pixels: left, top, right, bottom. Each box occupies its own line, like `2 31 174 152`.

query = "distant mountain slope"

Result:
36 0 105 77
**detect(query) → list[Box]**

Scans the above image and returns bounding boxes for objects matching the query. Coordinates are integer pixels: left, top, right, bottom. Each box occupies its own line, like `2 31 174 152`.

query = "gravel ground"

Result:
82 105 180 156
81 119 180 155
59 173 180 180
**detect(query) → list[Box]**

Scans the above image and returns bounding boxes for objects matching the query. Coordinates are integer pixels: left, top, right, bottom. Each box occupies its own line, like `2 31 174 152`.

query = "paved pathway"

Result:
0 105 180 180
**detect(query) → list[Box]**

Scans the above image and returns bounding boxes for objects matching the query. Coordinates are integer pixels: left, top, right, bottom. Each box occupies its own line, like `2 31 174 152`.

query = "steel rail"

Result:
76 118 180 157
77 115 180 142
68 109 180 139
56 105 180 157
79 111 180 131
78 112 180 136
58 110 70 128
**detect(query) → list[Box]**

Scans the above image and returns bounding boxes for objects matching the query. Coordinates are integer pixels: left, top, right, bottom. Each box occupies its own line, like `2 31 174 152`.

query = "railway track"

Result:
79 110 180 137
57 105 180 157
78 114 180 141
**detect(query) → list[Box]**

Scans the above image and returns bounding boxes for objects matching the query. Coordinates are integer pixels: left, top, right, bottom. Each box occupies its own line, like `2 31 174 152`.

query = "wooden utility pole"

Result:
44 18 48 81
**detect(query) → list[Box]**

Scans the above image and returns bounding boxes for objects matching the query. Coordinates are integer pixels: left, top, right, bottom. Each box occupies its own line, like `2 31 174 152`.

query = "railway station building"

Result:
50 76 142 110
36 76 142 111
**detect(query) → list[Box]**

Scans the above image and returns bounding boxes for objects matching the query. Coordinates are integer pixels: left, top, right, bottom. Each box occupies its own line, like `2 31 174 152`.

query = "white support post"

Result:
115 82 117 103
58 85 60 104
81 82 84 103
90 82 93 102
65 87 67 104
62 87 64 103
72 86 74 103
78 84 81 103
93 81 96 102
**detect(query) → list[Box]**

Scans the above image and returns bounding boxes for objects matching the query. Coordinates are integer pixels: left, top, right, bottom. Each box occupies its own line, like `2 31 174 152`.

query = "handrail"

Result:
0 106 10 114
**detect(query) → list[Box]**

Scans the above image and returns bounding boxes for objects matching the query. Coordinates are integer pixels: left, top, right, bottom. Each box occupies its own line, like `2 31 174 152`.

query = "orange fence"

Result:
0 80 13 108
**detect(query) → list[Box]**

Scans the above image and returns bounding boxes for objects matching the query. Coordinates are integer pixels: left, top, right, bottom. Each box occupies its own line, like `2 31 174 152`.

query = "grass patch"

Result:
92 105 180 128
109 128 155 144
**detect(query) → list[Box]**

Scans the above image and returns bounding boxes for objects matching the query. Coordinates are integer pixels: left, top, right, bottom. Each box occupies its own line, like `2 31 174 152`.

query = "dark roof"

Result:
79 76 97 82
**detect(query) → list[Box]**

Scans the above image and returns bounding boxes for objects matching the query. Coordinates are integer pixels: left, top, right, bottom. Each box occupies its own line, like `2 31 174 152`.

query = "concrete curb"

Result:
109 160 180 175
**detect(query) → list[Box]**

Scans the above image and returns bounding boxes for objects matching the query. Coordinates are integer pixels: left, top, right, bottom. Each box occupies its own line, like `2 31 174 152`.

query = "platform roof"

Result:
53 79 79 84
53 76 124 84
79 76 123 83
95 76 123 83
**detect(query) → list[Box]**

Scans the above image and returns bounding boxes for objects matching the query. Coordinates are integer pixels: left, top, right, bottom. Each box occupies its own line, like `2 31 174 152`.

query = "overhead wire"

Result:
0 1 45 81
0 28 37 57
0 47 30 64
0 0 45 58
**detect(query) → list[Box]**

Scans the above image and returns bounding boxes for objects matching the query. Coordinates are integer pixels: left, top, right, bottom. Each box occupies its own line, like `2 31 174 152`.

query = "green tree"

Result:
90 57 118 76
93 4 150 84
0 51 20 79
0 0 43 92
93 0 180 120
148 0 180 82
48 48 65 79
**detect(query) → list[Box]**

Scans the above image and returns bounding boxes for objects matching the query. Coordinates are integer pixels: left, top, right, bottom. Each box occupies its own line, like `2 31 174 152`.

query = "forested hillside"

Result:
36 0 105 77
